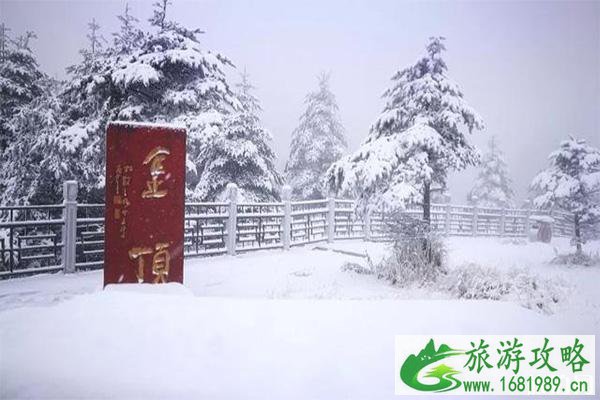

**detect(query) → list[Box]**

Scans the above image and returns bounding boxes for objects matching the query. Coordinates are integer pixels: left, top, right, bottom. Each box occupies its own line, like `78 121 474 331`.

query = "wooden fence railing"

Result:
0 182 574 279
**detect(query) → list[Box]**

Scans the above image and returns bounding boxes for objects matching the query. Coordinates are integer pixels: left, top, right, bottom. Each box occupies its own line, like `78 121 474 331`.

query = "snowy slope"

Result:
0 237 598 399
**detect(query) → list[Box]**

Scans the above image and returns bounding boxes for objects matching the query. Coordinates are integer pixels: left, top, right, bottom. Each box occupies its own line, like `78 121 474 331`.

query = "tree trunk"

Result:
423 181 431 225
574 213 582 254
422 181 432 263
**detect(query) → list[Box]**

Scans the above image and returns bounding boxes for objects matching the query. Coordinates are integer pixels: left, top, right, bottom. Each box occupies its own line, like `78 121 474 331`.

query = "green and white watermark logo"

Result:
395 335 595 396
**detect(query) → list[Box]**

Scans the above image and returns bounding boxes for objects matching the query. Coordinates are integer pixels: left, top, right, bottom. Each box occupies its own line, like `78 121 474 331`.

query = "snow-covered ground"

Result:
0 237 598 399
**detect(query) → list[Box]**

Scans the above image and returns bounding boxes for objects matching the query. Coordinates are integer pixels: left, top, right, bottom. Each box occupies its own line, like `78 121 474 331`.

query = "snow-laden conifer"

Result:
0 77 67 204
0 30 43 152
193 71 283 201
468 136 514 208
285 73 346 199
58 1 239 200
531 137 600 253
327 37 483 222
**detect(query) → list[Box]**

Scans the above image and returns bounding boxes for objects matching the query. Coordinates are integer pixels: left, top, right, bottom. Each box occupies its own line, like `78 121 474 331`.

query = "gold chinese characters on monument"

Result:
141 146 171 199
127 147 172 283
113 164 133 239
128 242 171 283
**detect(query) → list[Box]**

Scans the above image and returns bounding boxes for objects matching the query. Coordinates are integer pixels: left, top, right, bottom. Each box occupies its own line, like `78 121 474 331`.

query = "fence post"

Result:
282 185 292 250
525 208 531 239
472 205 478 236
364 207 372 241
500 208 506 236
445 204 451 236
62 181 78 273
327 197 335 243
226 183 238 256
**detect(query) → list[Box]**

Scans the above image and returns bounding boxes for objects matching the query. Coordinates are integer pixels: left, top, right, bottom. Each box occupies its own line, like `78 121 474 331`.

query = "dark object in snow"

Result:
537 222 553 243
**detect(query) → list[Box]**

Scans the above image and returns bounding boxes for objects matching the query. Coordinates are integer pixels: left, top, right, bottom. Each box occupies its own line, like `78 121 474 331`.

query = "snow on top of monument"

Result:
109 120 186 132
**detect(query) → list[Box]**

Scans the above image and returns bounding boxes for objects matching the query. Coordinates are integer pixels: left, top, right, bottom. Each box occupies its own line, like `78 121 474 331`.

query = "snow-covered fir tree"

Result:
0 29 43 152
58 1 239 201
467 136 514 208
531 137 600 253
285 73 347 199
327 37 484 221
0 76 67 204
193 71 283 201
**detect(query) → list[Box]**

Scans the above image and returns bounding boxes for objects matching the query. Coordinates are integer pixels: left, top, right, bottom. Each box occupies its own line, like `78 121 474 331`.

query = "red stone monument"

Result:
104 122 186 286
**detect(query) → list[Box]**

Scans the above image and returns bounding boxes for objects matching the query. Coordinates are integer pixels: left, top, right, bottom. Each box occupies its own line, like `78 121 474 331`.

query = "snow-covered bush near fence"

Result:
550 251 600 267
373 211 447 287
340 261 373 275
436 263 567 314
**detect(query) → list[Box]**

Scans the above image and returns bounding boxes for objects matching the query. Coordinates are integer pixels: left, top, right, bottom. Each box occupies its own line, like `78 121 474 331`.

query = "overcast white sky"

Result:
2 0 599 203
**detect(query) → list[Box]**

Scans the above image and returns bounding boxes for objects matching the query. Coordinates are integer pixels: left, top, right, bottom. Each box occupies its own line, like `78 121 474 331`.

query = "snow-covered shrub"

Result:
508 269 566 314
375 210 446 287
341 261 373 275
550 251 600 267
437 263 509 300
437 264 566 314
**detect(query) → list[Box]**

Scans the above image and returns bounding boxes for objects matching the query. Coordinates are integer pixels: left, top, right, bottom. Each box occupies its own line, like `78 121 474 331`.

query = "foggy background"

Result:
2 0 599 204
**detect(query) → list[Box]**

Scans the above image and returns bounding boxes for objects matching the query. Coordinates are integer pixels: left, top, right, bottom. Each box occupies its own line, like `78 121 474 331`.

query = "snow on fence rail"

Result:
0 182 574 279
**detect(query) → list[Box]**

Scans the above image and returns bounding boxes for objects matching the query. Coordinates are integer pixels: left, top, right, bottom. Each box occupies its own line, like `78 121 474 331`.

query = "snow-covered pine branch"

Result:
285 73 347 200
468 136 514 208
327 37 483 220
112 4 144 56
531 137 600 253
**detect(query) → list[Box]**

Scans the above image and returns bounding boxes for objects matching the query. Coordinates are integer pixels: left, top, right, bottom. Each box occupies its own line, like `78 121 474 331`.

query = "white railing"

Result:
0 181 575 278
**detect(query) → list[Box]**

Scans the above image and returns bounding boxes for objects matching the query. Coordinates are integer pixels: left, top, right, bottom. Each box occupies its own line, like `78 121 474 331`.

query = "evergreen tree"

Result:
0 29 43 152
531 137 600 254
58 2 239 201
285 73 346 199
194 71 283 201
327 37 483 221
0 77 67 204
468 136 514 208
